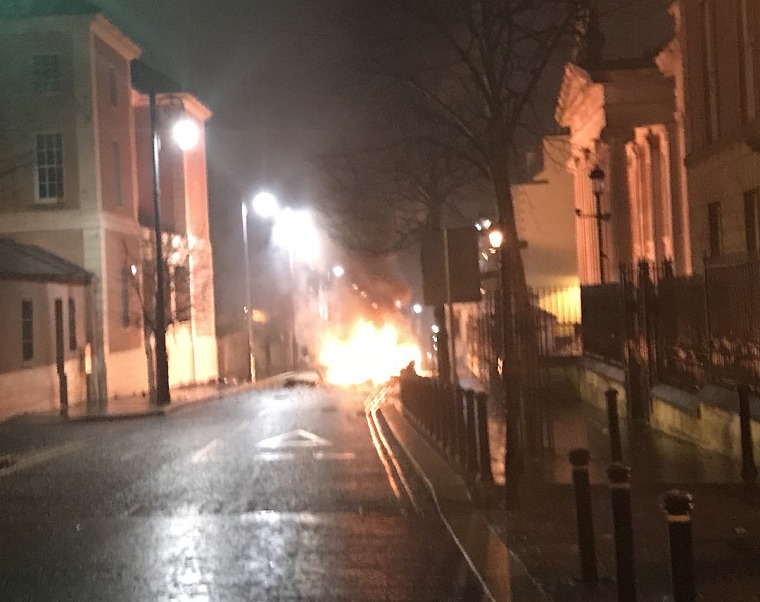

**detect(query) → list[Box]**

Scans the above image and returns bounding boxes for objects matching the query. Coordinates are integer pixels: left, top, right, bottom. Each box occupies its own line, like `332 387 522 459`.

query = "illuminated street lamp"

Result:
488 229 505 250
244 198 320 371
252 191 279 219
148 92 200 406
579 165 611 284
241 202 255 381
172 118 200 151
412 303 423 315
332 265 345 278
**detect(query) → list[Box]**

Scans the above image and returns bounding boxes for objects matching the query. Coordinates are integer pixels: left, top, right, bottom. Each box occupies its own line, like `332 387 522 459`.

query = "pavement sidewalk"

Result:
379 394 548 601
9 371 319 424
382 379 760 600
490 396 760 601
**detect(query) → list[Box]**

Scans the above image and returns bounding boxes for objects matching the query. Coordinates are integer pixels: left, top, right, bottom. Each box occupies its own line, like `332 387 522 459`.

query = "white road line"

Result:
312 451 357 461
254 452 297 461
0 441 85 477
366 410 406 513
370 405 422 516
191 439 220 463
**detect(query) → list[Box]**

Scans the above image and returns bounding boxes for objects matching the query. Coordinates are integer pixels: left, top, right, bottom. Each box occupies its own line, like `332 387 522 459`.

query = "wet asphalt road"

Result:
0 385 472 601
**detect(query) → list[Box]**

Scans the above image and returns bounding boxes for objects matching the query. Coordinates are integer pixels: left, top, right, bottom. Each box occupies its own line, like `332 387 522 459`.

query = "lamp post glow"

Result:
332 265 345 278
149 92 199 405
172 118 200 151
488 229 505 250
244 198 320 371
412 303 423 315
252 191 279 220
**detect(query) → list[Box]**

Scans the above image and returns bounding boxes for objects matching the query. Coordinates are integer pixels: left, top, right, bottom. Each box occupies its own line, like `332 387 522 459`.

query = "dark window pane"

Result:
22 300 33 360
68 298 77 351
708 202 722 257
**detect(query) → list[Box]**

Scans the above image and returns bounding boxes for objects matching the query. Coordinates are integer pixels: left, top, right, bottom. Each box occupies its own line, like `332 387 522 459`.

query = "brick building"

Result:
0 2 217 410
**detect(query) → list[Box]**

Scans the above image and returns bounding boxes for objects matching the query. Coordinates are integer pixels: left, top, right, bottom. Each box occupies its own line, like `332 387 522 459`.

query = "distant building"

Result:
555 46 692 283
0 4 217 410
511 135 578 288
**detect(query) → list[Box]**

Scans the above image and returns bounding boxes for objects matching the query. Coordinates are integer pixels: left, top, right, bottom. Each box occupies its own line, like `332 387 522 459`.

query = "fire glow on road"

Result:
319 320 421 386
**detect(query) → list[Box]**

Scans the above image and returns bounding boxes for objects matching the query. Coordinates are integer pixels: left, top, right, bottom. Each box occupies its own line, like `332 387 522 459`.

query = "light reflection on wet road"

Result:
0 385 472 600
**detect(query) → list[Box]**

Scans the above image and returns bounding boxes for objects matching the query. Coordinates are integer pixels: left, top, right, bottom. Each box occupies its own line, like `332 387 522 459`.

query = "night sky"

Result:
94 0 673 330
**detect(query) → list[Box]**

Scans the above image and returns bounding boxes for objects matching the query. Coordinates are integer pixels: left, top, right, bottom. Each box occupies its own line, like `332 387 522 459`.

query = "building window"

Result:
708 201 723 257
120 268 131 328
745 189 760 253
22 300 33 360
702 1 720 139
32 54 61 93
36 133 64 201
113 141 122 206
68 298 77 351
738 0 756 123
108 65 118 106
702 0 720 142
174 263 191 323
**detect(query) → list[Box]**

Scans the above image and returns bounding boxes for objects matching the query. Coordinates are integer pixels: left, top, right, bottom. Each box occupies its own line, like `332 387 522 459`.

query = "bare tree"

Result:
334 0 591 501
319 99 482 380
122 233 214 401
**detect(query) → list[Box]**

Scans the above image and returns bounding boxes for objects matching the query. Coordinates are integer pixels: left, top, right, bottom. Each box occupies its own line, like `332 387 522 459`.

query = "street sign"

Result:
421 227 481 305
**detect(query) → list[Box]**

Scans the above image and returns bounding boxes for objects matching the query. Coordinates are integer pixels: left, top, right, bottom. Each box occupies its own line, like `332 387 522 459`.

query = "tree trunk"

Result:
491 158 541 506
434 304 451 383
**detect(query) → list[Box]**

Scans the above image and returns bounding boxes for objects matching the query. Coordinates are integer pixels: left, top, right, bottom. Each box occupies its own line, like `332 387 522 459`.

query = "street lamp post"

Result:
148 91 200 405
588 166 610 283
149 91 171 406
241 203 254 381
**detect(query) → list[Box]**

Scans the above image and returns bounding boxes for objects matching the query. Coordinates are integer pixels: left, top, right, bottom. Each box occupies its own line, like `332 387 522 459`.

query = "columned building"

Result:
555 45 692 284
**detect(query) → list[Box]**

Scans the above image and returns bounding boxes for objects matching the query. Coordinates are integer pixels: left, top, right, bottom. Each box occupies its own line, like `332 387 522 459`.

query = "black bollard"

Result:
606 388 623 463
569 448 598 583
661 490 696 602
476 393 494 485
608 462 636 601
737 384 758 487
464 390 479 476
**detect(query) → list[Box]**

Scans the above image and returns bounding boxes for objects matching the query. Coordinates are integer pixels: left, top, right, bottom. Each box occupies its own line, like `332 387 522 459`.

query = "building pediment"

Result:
556 63 606 151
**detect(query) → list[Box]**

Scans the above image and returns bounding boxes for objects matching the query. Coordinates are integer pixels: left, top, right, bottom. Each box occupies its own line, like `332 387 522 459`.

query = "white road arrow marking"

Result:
257 429 332 449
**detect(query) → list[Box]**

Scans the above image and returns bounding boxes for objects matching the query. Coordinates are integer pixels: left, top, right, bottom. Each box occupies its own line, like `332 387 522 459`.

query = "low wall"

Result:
650 383 760 459
0 357 86 420
579 358 760 462
107 346 149 399
577 357 627 418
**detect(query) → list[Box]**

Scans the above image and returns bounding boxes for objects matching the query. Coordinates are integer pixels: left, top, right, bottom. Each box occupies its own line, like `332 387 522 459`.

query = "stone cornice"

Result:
131 91 213 122
90 15 142 61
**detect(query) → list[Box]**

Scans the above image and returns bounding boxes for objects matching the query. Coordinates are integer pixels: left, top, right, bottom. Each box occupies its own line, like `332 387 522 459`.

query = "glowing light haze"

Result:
172 118 200 151
272 208 320 262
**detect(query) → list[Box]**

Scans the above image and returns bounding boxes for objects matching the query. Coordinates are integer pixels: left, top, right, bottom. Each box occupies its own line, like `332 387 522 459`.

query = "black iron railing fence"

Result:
581 255 760 396
581 283 626 366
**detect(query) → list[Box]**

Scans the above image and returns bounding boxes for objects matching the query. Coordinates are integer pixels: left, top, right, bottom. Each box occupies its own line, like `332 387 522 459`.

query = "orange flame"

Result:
319 320 422 385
